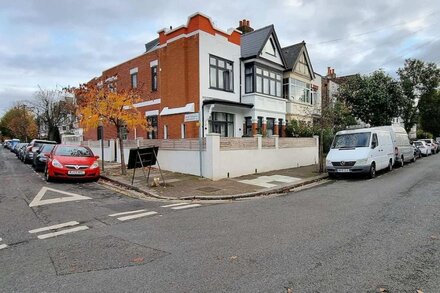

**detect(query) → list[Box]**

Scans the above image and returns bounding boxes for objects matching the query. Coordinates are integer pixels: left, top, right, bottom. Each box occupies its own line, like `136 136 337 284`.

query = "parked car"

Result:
414 141 431 156
374 125 415 166
326 128 395 178
9 139 20 151
18 143 29 161
23 139 57 164
32 144 56 172
44 145 100 182
422 139 438 154
413 144 422 159
12 142 25 155
3 139 11 148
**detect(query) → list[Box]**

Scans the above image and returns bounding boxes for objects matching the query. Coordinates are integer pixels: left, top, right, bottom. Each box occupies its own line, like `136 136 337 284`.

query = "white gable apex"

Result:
260 35 283 65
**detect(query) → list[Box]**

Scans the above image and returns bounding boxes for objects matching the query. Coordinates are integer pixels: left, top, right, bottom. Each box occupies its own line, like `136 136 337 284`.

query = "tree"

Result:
0 105 37 141
397 59 440 133
28 88 75 142
71 83 145 175
338 70 404 126
418 90 440 137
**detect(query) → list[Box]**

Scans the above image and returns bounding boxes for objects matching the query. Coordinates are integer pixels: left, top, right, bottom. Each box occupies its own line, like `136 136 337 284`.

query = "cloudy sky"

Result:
1 0 439 114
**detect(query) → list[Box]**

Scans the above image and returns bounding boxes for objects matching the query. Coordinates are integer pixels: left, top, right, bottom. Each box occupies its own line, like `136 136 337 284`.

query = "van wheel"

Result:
388 160 393 172
369 163 376 179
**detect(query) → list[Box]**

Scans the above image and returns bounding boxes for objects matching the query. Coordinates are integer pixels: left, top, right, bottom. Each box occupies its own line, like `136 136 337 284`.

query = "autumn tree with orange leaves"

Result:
70 82 145 175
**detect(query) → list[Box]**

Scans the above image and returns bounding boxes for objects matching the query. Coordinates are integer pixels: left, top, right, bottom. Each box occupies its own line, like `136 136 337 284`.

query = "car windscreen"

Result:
332 132 371 149
41 144 55 153
54 146 93 157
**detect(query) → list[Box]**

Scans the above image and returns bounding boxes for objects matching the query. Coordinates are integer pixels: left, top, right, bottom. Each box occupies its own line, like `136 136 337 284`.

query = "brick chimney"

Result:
326 67 337 79
236 19 254 34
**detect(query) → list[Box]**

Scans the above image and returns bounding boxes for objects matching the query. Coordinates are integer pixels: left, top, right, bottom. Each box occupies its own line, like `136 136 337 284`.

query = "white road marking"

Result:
29 187 91 207
161 203 189 208
117 211 158 221
37 226 89 239
109 209 147 217
0 238 2 241
171 204 201 210
0 244 8 250
29 221 80 234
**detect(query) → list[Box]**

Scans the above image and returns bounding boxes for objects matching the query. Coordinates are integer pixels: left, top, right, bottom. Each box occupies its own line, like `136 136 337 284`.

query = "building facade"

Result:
80 13 322 141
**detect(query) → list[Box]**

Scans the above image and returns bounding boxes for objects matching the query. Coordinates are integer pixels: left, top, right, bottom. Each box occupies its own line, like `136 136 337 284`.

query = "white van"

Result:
326 128 395 178
373 125 415 166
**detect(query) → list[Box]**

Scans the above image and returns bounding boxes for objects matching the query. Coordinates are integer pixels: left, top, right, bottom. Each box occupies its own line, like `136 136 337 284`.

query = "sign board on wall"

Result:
184 113 199 122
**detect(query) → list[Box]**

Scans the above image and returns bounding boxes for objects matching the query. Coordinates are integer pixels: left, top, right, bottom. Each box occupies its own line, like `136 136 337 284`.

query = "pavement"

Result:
100 162 327 200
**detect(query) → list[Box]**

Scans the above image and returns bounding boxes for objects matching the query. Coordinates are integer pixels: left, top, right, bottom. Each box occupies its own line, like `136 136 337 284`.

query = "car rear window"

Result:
54 146 93 157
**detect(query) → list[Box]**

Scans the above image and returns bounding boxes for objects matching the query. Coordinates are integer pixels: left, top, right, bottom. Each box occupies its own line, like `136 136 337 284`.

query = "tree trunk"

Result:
117 125 127 175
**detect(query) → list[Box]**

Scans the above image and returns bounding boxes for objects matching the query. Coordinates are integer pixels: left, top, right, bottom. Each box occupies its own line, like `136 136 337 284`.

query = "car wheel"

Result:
44 166 52 182
399 156 404 167
388 160 393 172
369 163 376 179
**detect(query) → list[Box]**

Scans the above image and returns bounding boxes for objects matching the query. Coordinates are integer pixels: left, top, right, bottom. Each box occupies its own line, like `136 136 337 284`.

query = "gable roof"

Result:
282 41 315 79
145 38 159 52
241 25 286 67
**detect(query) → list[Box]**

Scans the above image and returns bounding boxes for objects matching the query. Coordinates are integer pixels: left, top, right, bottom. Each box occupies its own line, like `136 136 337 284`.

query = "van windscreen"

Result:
332 132 371 149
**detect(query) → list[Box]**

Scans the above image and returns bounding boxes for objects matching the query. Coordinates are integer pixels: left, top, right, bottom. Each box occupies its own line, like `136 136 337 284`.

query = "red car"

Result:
44 145 100 182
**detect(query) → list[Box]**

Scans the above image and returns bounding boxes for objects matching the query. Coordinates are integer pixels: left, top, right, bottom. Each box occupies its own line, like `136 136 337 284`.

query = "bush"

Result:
417 129 433 139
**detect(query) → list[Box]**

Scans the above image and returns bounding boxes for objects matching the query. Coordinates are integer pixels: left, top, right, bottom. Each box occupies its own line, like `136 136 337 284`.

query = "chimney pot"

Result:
239 20 243 27
246 20 250 26
327 67 331 75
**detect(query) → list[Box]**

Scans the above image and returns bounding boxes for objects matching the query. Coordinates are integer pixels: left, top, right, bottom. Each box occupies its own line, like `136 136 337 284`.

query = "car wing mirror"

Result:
43 153 50 158
95 155 100 159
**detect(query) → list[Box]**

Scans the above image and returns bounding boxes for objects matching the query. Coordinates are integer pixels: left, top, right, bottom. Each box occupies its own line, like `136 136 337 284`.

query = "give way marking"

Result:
29 187 91 207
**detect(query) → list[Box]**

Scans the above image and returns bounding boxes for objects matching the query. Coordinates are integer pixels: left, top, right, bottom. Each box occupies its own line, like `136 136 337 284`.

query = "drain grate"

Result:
48 235 169 275
196 186 222 193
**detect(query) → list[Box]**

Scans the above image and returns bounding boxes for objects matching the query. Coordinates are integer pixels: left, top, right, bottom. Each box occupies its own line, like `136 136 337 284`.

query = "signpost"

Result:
127 146 165 186
184 113 199 122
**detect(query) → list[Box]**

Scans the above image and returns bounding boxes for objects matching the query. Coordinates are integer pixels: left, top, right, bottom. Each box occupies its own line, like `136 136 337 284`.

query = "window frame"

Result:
209 55 234 92
254 65 282 98
130 72 138 89
151 66 158 91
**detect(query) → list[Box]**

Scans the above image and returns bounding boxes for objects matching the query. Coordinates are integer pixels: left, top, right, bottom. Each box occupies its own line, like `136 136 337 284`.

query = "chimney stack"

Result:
236 19 254 34
326 67 336 79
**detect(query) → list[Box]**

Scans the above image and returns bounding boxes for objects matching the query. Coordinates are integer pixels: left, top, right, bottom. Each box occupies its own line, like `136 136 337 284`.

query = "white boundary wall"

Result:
83 134 318 180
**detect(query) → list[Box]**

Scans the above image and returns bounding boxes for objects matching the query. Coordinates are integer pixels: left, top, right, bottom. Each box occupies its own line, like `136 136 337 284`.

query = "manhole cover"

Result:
196 186 222 193
48 235 169 275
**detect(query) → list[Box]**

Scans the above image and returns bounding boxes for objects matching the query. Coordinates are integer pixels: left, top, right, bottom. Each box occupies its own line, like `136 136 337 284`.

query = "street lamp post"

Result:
98 119 104 171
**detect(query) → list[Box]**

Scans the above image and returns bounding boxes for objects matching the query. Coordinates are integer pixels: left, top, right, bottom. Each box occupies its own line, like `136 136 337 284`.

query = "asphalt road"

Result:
1 147 440 292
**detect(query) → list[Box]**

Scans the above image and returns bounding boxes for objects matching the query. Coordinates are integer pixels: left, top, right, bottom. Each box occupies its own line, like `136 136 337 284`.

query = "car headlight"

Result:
90 161 99 169
355 158 368 165
52 159 63 168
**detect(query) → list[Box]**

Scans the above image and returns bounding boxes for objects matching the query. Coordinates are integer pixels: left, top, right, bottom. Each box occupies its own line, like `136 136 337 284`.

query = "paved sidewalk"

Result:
100 162 327 200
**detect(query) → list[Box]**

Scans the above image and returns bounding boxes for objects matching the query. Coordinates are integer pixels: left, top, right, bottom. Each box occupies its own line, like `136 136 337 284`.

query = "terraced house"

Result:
81 13 322 141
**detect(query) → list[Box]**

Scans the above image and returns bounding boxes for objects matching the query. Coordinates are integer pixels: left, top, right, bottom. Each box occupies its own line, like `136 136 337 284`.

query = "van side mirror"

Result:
371 141 377 149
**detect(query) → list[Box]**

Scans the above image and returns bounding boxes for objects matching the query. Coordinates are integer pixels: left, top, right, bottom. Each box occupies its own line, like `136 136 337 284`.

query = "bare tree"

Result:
27 88 75 142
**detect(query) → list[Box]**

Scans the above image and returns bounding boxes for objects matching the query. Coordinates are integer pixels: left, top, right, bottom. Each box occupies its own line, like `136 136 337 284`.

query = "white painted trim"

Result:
160 103 195 116
150 60 158 67
124 99 161 110
130 67 138 74
117 211 158 221
157 30 200 48
29 221 80 234
157 12 241 36
145 110 159 117
37 226 89 239
0 244 8 250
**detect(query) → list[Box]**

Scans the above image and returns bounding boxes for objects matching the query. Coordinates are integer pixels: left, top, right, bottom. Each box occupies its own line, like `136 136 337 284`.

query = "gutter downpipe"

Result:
199 101 204 178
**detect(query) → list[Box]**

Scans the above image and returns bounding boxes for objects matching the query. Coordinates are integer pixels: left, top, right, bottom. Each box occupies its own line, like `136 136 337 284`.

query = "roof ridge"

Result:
241 24 273 37
282 42 303 50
